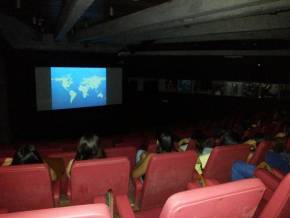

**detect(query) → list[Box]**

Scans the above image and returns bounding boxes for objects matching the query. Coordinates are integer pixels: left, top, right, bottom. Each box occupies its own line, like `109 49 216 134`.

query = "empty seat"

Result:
159 178 265 218
203 144 250 183
0 204 110 218
68 157 130 205
104 146 136 170
0 164 56 212
134 151 198 212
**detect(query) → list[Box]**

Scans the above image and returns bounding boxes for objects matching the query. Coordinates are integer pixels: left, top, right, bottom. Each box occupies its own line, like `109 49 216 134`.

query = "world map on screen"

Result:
51 67 106 110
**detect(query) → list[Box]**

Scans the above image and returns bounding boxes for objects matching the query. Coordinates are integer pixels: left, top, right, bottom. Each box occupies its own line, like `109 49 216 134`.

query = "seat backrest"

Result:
147 143 157 153
70 157 130 205
248 141 271 165
0 164 54 212
186 139 197 151
203 144 250 183
115 142 139 148
259 173 290 218
140 151 197 211
0 204 110 218
38 147 63 157
104 146 136 170
0 150 15 158
160 178 265 218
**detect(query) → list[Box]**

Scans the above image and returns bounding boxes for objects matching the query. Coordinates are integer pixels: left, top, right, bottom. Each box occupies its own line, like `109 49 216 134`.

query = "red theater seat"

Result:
158 178 265 218
68 157 130 206
248 141 272 165
186 139 197 151
0 150 15 158
38 147 63 157
203 144 250 183
0 164 57 212
134 151 198 213
258 173 290 218
0 204 110 218
104 146 136 170
254 168 284 201
147 143 157 153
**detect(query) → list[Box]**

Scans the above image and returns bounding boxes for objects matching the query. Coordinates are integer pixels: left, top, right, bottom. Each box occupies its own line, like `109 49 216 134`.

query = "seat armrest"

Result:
52 180 61 207
271 168 286 180
254 169 281 191
115 195 135 218
133 178 143 206
67 179 72 200
134 178 143 191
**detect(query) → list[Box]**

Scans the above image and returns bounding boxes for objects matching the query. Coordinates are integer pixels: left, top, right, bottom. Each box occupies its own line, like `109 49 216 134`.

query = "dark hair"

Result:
156 131 174 153
272 142 284 154
223 131 239 145
75 134 103 161
12 145 43 165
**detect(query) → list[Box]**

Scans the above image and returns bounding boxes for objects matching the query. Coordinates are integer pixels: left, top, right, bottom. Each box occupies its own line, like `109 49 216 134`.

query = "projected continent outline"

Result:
78 76 106 99
53 75 73 90
51 67 107 110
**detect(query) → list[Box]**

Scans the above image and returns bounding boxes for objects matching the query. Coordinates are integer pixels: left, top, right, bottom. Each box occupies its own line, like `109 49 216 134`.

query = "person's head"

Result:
223 131 239 145
272 142 284 154
191 129 206 142
254 133 265 144
212 128 225 147
156 131 174 153
12 145 43 165
75 134 102 161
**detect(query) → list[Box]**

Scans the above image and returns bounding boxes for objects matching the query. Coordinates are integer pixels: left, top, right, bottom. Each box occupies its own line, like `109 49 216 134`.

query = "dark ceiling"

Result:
0 0 169 33
0 0 289 53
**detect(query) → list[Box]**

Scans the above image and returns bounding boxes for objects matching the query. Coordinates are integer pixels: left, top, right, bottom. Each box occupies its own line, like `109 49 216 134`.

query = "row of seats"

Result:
1 173 289 218
0 143 260 212
0 142 268 207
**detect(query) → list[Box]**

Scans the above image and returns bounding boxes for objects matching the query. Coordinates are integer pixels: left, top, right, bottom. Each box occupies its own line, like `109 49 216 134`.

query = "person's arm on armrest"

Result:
132 154 154 179
66 159 74 178
2 158 12 166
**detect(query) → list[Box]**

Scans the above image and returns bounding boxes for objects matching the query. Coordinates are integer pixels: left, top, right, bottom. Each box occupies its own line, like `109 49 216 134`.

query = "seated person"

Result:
231 141 290 181
132 131 174 180
2 144 57 181
177 129 206 152
194 129 225 174
66 134 104 177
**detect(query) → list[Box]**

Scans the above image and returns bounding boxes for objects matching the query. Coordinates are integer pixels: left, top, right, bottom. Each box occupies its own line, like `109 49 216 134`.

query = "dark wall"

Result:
4 51 290 141
6 50 127 140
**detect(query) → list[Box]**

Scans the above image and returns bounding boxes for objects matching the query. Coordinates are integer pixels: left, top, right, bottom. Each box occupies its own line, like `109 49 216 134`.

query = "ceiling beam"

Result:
108 11 290 44
56 0 96 40
132 50 290 56
74 0 290 42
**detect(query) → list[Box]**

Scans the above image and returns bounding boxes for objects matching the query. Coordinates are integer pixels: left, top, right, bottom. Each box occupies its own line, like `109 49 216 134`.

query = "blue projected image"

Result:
51 67 107 110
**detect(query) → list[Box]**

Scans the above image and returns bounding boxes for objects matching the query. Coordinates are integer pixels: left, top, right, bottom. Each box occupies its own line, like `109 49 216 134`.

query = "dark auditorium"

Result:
0 1 290 217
